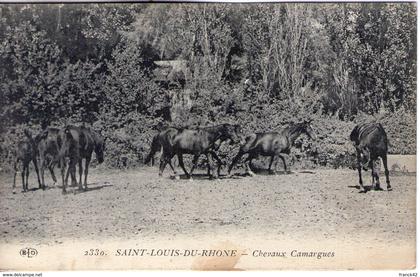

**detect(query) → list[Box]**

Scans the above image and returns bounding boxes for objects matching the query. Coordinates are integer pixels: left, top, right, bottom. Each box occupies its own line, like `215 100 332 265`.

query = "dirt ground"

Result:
0 165 416 270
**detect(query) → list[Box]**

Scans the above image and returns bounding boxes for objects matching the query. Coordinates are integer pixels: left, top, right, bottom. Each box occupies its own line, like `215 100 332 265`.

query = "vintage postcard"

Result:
0 2 416 271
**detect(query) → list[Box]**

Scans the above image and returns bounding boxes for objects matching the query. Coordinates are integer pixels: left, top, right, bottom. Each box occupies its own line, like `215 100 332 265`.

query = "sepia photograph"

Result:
0 2 416 271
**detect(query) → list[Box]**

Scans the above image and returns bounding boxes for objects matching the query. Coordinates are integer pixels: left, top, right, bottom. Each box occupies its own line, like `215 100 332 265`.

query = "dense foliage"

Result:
0 3 416 171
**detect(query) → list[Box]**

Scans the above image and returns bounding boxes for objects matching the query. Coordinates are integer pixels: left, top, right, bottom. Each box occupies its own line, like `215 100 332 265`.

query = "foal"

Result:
12 130 42 193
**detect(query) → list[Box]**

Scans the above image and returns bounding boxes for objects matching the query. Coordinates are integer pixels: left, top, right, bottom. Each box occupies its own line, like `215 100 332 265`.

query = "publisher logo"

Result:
19 248 38 258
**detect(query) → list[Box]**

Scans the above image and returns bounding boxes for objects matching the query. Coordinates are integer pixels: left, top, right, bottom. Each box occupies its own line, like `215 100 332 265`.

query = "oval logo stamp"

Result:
19 248 38 258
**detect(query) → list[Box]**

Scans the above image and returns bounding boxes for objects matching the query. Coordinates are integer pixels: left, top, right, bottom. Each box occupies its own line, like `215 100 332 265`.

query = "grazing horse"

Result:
151 124 241 179
12 130 42 193
59 125 104 193
144 127 225 177
350 122 391 192
228 121 316 176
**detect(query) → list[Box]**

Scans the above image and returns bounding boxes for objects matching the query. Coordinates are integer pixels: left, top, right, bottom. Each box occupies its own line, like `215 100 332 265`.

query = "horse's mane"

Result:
277 122 306 135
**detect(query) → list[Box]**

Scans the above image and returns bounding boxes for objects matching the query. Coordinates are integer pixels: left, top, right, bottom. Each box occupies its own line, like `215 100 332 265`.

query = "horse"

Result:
350 122 391 192
12 130 42 193
144 127 226 178
36 127 62 190
150 123 241 179
228 121 316 176
59 125 105 193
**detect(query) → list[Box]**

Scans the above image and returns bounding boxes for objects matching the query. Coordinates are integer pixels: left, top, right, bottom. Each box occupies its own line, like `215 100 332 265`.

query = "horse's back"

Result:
351 122 388 153
173 129 201 151
243 132 287 154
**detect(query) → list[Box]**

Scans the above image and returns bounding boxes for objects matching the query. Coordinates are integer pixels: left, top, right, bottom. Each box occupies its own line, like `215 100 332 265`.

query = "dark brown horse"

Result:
144 127 225 178
228 121 316 176
59 125 105 193
350 122 391 192
12 130 42 193
36 127 62 190
147 124 241 179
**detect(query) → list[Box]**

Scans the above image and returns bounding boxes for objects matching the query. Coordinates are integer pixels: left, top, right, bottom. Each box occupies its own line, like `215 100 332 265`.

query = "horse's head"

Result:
220 123 241 145
94 134 105 164
302 120 317 140
356 145 371 171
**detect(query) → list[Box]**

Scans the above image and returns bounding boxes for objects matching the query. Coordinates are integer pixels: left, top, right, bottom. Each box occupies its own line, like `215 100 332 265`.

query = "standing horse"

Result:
145 127 225 178
228 121 316 176
12 130 42 193
154 123 241 179
350 122 391 192
36 127 62 190
59 125 105 193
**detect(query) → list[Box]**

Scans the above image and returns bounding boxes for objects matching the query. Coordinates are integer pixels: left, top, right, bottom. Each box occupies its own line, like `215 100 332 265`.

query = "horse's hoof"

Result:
189 178 194 182
62 190 67 195
374 186 384 191
175 175 180 180
12 190 16 194
387 187 393 191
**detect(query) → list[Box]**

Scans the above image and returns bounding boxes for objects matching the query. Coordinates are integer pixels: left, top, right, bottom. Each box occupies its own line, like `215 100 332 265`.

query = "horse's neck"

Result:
202 126 223 143
287 126 303 144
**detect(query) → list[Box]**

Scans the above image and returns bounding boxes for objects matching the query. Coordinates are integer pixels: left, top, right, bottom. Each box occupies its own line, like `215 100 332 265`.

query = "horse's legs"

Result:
72 159 82 191
356 161 365 192
61 158 67 194
228 151 244 176
189 154 200 179
25 163 29 191
205 153 215 179
39 154 46 190
278 155 288 173
65 163 71 186
177 154 189 177
159 153 174 177
84 157 91 190
158 156 167 177
72 161 78 187
245 154 256 176
371 160 382 190
210 151 224 177
32 158 42 189
12 160 18 193
167 157 178 176
21 162 26 192
382 155 391 191
268 155 276 174
49 163 57 185
78 159 83 188
22 161 29 191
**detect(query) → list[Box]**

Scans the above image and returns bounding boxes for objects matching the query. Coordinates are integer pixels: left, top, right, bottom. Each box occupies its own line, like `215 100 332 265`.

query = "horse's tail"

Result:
376 122 390 148
144 134 161 165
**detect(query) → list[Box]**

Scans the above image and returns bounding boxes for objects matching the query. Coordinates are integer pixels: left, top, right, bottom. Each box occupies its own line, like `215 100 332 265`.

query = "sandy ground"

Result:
0 165 416 270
